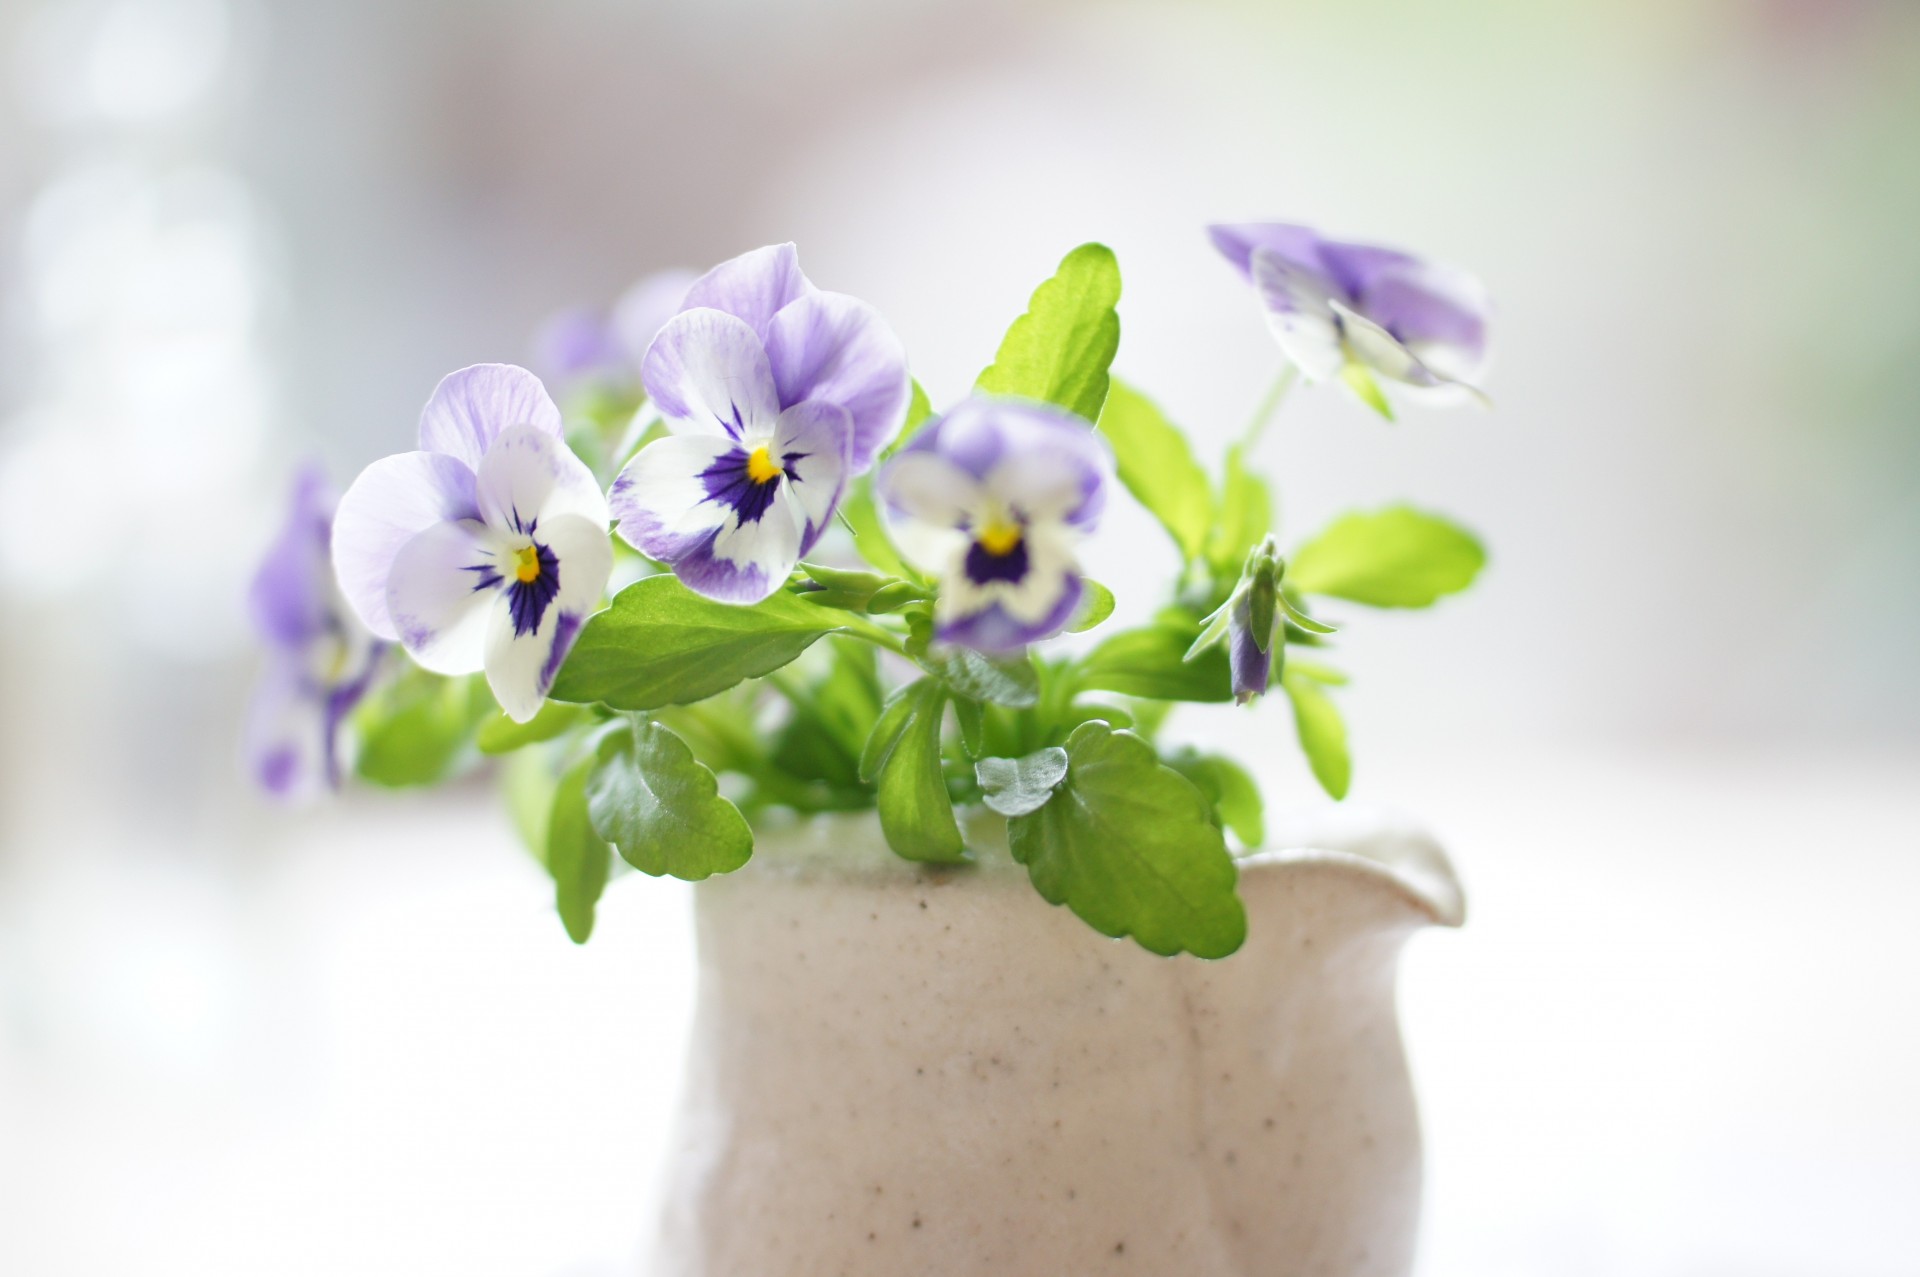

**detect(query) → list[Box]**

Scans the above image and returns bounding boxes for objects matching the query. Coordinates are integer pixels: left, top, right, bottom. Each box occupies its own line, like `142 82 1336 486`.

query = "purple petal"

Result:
1207 223 1326 283
474 424 610 536
641 309 782 438
677 243 811 341
244 655 322 800
533 308 626 383
901 396 1111 527
331 451 479 640
937 574 1084 654
1228 594 1273 704
249 463 337 648
773 399 853 554
417 364 564 471
611 269 699 363
1352 261 1491 379
763 289 909 471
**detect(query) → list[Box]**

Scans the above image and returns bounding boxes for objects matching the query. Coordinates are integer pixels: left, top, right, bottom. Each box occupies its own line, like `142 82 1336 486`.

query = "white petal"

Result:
996 522 1078 624
538 513 615 616
709 489 804 581
417 364 563 472
1251 248 1344 382
608 434 736 560
875 450 983 573
642 308 782 440
775 400 853 552
331 451 478 640
475 424 609 536
384 519 496 674
1332 300 1489 404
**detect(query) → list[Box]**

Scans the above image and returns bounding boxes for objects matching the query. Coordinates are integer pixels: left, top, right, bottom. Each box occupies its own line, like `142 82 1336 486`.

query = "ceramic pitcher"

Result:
646 804 1464 1276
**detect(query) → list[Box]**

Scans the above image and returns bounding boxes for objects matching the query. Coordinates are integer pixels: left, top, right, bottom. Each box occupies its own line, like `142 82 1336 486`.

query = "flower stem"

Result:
836 614 910 657
1240 364 1298 451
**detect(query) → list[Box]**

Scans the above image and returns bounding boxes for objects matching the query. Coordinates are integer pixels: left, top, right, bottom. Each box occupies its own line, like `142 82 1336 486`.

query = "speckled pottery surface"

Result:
647 806 1464 1277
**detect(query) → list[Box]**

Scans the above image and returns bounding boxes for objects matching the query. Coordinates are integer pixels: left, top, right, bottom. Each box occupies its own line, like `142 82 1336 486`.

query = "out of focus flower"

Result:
877 396 1111 653
331 364 612 722
1188 536 1332 704
1209 222 1491 416
532 269 699 389
608 244 909 603
246 465 384 798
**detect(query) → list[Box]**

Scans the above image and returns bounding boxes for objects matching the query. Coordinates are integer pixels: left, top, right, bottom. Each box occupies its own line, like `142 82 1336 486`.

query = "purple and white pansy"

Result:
246 464 385 798
1209 222 1491 412
877 396 1112 653
331 364 613 723
608 244 909 604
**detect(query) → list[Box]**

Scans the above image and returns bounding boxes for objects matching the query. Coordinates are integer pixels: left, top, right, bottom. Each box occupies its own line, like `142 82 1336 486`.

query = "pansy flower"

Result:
608 244 909 604
1209 222 1491 414
876 396 1111 653
331 364 613 722
246 464 384 797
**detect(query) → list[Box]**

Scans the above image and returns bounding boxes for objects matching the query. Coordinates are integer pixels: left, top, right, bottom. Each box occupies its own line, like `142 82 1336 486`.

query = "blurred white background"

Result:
2 0 1917 1273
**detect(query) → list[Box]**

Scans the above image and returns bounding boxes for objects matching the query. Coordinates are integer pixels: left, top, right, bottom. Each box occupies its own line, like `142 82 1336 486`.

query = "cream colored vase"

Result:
647 805 1464 1277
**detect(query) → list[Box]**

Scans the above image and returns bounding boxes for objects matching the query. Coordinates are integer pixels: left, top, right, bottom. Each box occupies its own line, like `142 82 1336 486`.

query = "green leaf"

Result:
769 638 884 791
500 748 561 864
1282 670 1351 799
476 700 589 755
882 378 935 458
1205 444 1274 575
975 243 1122 423
354 671 494 787
1067 578 1115 633
1079 611 1233 703
550 575 845 710
547 757 612 943
840 477 914 580
1287 506 1486 608
952 695 986 758
928 647 1041 708
587 717 754 879
976 747 1069 818
859 678 966 863
1007 721 1246 958
1165 750 1265 848
1286 658 1349 686
1096 379 1213 561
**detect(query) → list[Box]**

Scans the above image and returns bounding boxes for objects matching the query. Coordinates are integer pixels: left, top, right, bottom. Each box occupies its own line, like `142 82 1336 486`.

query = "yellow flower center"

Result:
745 444 782 485
976 516 1023 557
513 544 543 584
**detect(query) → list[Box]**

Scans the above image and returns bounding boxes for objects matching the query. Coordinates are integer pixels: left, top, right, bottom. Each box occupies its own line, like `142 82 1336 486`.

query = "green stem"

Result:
836 614 911 657
1240 364 1298 451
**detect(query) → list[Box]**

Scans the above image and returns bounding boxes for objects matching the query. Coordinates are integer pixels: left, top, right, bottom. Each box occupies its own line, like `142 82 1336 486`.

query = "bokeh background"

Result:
2 0 1917 1273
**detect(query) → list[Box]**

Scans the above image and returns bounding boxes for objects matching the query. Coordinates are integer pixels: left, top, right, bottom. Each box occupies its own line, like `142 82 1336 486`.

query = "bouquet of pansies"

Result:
247 225 1491 959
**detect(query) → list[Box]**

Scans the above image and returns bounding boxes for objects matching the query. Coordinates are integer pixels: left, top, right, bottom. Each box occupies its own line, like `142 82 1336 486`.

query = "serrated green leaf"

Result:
1288 506 1486 608
587 717 754 879
860 678 966 863
548 756 612 943
476 700 589 755
1097 379 1213 561
354 670 493 787
1079 612 1233 703
975 243 1122 422
1007 721 1245 958
1282 670 1351 799
1067 578 1115 633
928 647 1041 708
1206 444 1274 576
1165 750 1266 848
550 575 844 710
